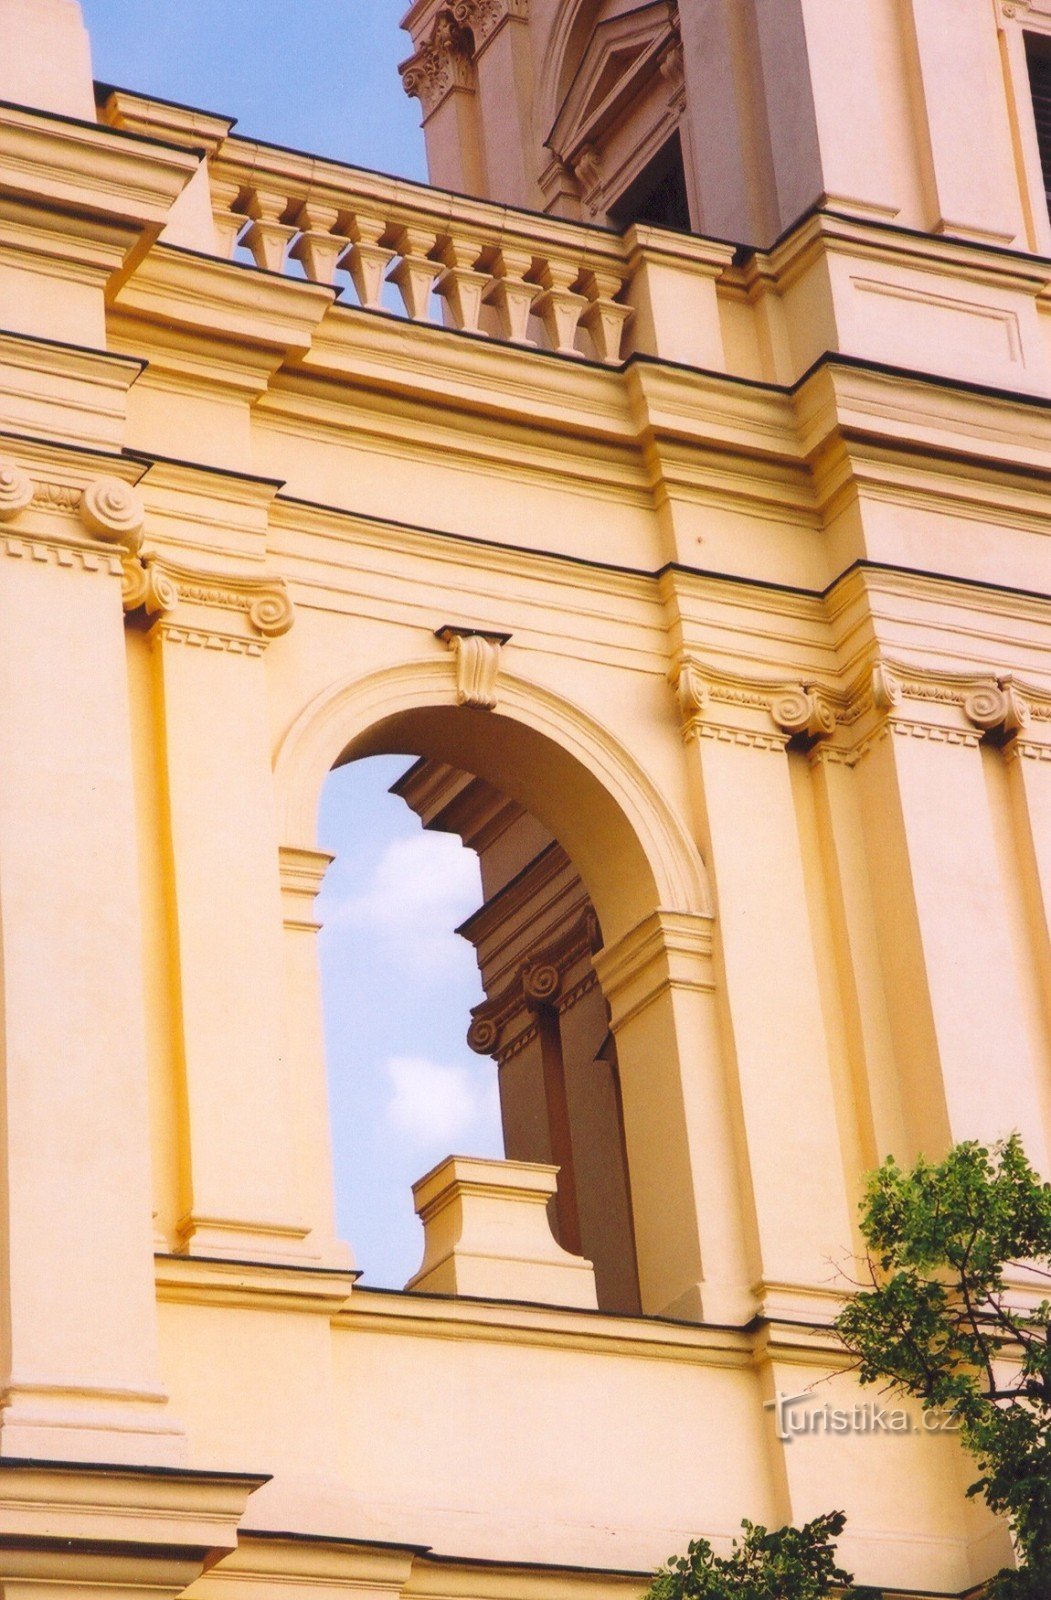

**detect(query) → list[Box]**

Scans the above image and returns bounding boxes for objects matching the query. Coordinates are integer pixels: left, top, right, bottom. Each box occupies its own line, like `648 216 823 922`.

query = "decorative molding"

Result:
0 535 122 574
436 624 510 710
278 844 336 934
451 0 528 49
0 459 33 522
79 476 145 555
400 10 476 116
31 482 82 513
125 555 295 645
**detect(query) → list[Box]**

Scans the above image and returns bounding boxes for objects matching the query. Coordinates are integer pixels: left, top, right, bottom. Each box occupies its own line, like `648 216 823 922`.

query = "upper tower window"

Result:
544 0 692 229
1025 32 1051 220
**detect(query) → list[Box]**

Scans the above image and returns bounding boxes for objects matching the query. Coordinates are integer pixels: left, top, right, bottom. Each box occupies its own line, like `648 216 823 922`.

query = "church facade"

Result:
0 0 1049 1594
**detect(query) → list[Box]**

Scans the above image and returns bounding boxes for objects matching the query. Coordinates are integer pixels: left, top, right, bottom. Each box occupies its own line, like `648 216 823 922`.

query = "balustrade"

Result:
208 146 635 363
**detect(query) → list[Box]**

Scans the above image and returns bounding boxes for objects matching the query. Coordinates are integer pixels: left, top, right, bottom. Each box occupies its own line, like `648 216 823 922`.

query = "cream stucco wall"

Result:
0 2 1048 1597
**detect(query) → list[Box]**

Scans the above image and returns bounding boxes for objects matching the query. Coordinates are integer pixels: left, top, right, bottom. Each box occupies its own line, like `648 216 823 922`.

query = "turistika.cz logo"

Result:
764 1390 960 1443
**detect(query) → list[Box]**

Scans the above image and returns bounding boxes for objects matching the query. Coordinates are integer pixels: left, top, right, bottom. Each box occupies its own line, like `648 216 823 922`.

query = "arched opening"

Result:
276 665 748 1325
317 745 641 1313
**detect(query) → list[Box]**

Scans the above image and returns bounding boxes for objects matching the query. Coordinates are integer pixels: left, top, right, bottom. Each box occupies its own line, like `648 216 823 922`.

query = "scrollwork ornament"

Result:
122 558 179 618
0 460 33 522
772 687 835 744
522 962 561 1005
771 690 811 737
80 476 145 554
871 662 903 713
965 680 1030 740
964 686 1009 731
467 1015 500 1055
249 587 295 638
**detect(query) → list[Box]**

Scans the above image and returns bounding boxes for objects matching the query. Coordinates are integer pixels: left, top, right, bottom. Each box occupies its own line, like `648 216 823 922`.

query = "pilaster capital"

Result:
467 908 599 1060
399 10 476 116
832 658 1051 765
0 455 143 574
436 623 510 709
451 0 528 50
124 554 295 654
669 654 837 752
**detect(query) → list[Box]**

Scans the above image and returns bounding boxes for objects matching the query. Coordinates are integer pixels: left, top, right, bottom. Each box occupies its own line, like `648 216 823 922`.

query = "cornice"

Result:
97 84 235 154
113 243 335 357
155 1252 356 1313
0 99 198 229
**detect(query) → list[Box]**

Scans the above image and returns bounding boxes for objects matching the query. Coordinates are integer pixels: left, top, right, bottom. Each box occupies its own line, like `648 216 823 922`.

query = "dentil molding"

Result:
0 457 146 570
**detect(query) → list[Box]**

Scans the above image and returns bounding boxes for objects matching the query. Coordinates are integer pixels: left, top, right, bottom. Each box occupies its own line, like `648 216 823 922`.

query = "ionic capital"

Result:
0 459 33 523
124 555 295 652
669 654 837 752
79 476 146 556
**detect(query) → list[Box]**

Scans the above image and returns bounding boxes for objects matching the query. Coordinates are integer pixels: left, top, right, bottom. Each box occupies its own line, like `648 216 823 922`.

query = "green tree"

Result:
645 1511 872 1600
834 1134 1051 1599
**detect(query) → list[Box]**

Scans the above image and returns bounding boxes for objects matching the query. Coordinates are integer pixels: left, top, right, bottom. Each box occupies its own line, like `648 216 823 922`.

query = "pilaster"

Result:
834 660 1051 1170
593 909 756 1326
126 551 316 1265
668 656 855 1310
0 449 183 1463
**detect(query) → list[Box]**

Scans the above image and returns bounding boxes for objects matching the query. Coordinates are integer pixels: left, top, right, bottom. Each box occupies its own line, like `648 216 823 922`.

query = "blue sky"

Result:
81 0 428 181
79 3 502 1286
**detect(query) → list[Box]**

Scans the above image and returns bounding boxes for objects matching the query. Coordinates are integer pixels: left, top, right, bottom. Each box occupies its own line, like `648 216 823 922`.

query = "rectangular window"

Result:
1025 33 1051 218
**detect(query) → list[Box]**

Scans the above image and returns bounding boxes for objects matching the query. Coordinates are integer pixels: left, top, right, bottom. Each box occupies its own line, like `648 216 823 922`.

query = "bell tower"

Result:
401 0 1035 250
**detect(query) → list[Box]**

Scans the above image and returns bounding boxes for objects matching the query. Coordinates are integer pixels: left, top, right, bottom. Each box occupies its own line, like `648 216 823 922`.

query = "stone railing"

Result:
209 140 642 363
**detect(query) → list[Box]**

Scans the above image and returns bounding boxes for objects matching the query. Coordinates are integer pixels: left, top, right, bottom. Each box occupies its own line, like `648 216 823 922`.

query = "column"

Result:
143 557 312 1261
0 462 182 1462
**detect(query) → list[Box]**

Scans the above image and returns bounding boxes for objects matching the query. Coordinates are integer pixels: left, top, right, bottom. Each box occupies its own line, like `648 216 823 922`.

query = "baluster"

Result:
482 247 540 344
433 236 491 334
289 202 347 286
386 226 440 321
243 188 297 274
579 268 633 364
338 214 395 310
211 179 245 259
531 259 588 355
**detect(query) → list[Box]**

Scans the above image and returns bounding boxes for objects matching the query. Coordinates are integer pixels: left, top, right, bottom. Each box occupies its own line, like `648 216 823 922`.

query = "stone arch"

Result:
274 655 754 1324
274 655 710 946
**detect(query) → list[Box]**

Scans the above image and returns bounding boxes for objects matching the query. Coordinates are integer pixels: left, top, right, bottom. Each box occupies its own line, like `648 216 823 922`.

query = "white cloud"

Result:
318 831 481 977
384 1054 500 1147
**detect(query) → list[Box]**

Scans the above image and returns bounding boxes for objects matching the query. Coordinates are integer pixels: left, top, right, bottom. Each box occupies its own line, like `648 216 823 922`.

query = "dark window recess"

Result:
1025 34 1051 215
609 133 691 231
